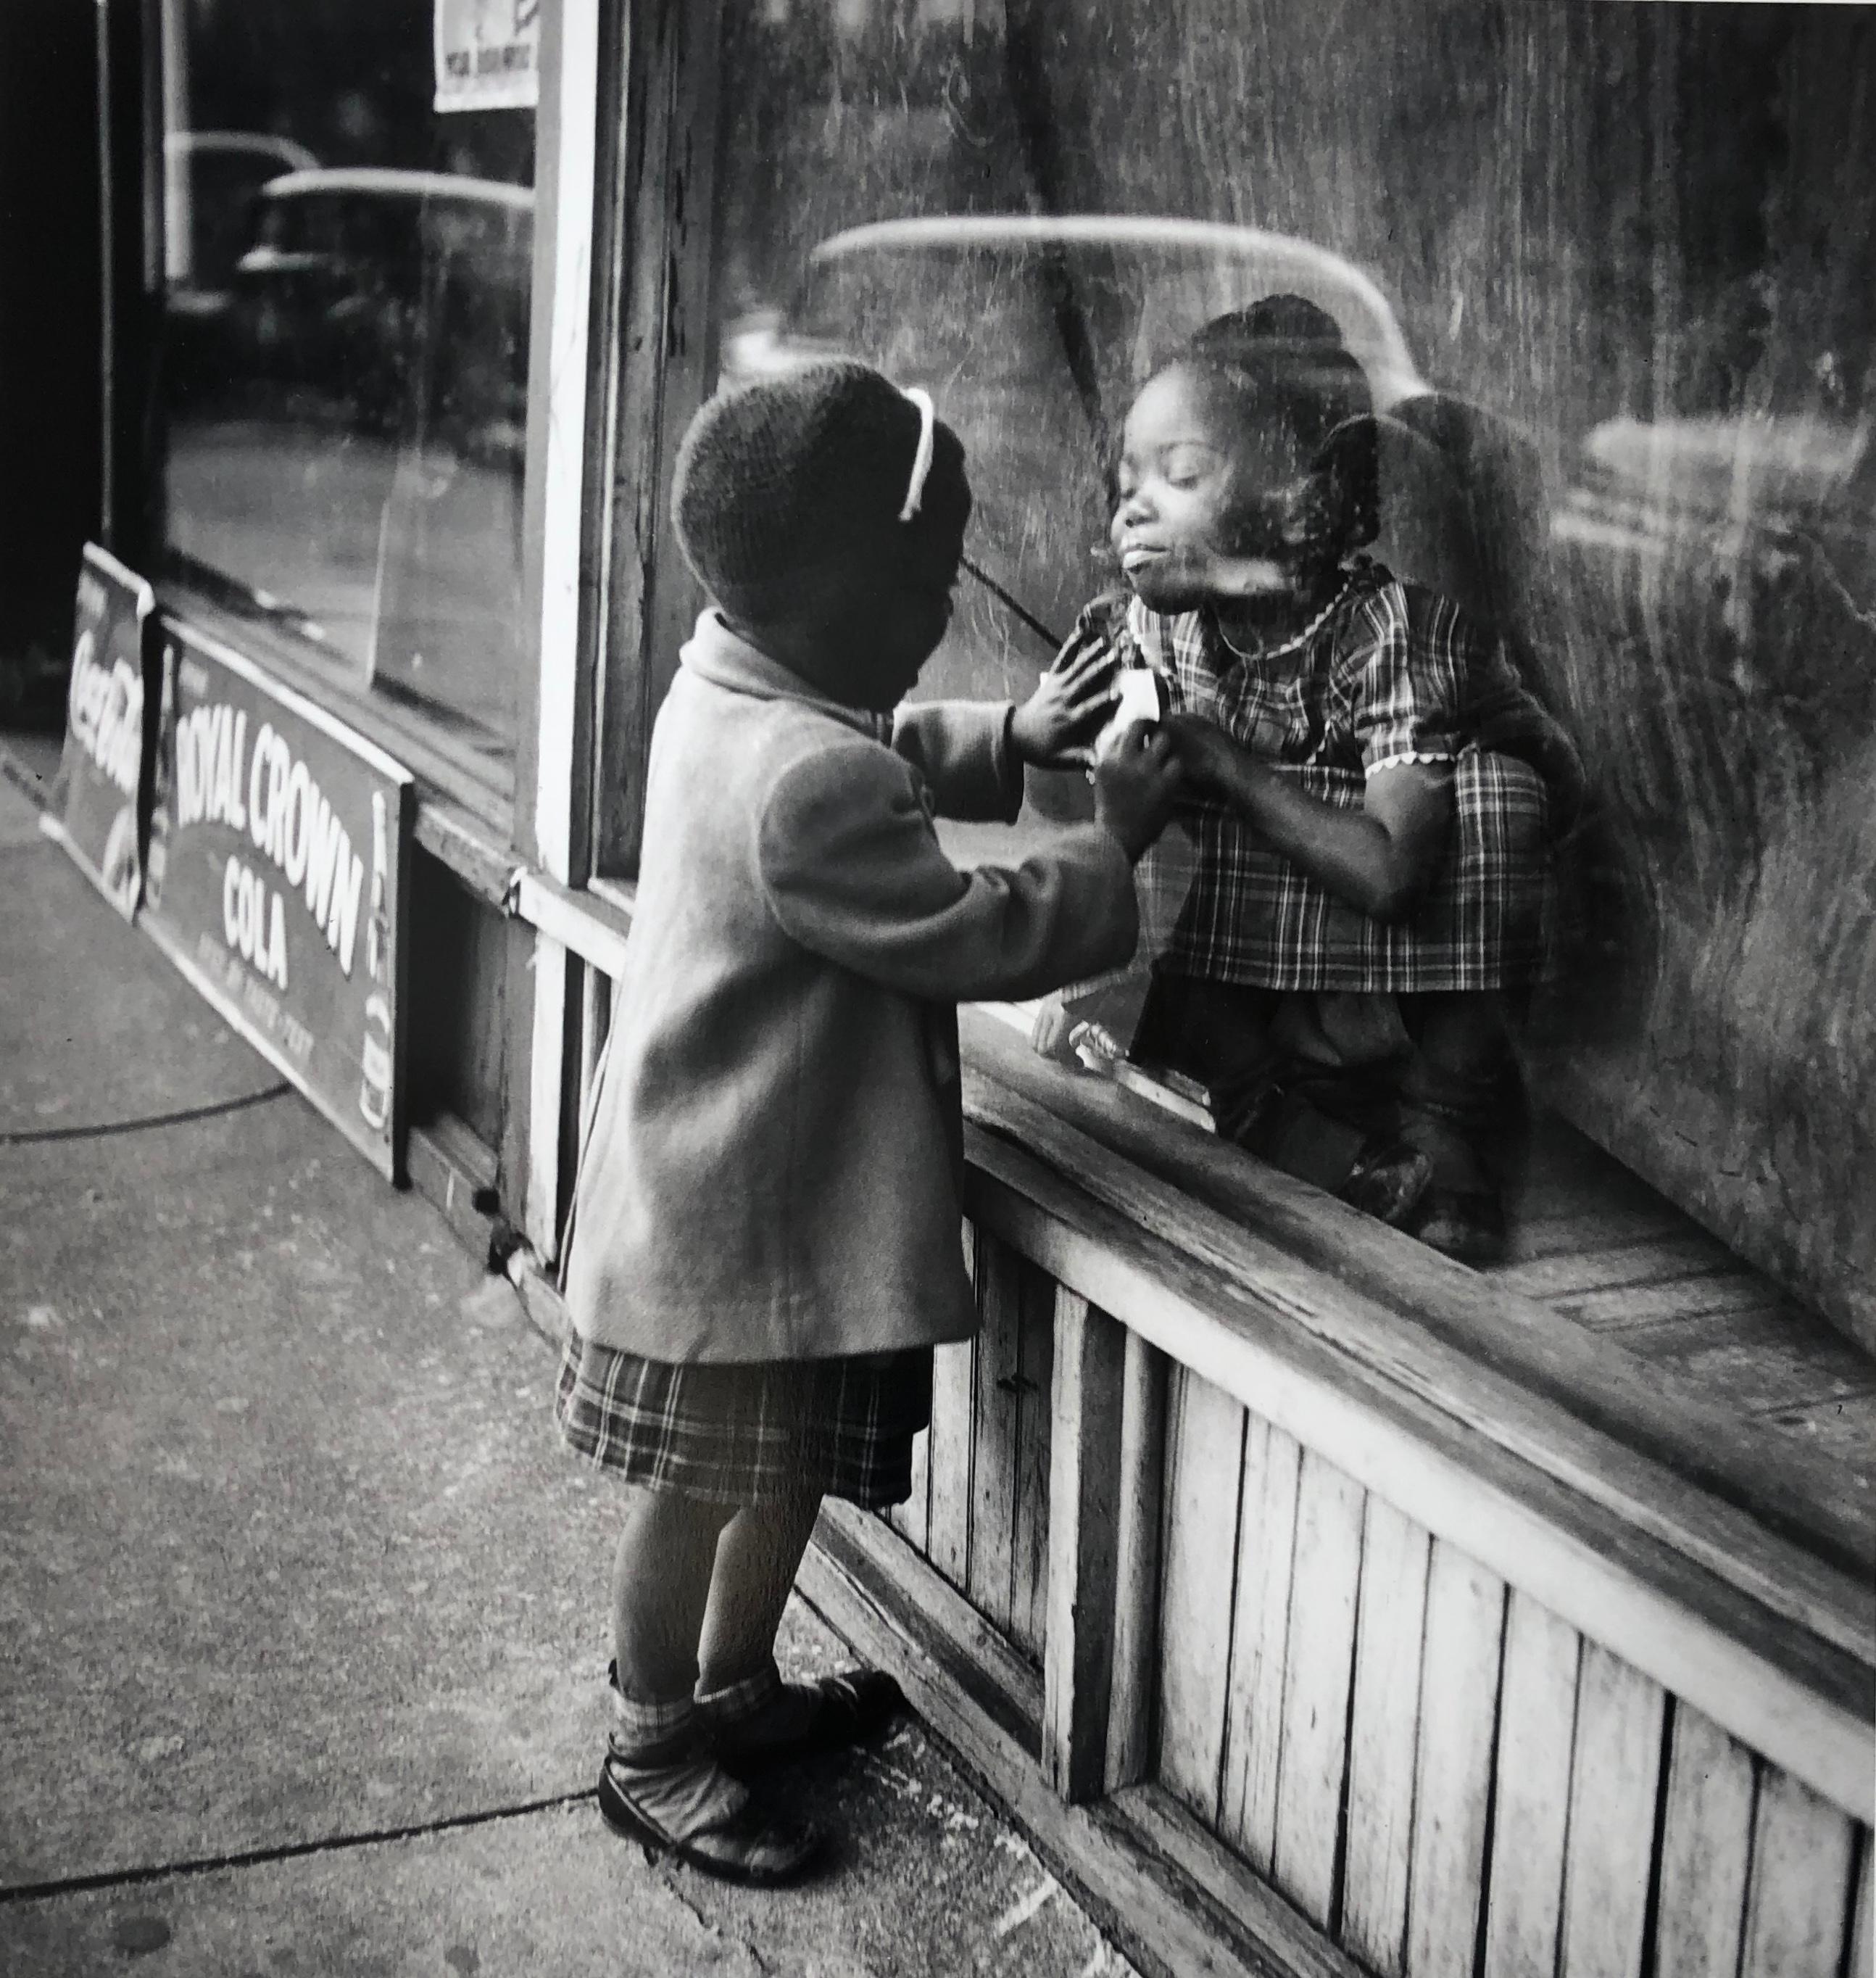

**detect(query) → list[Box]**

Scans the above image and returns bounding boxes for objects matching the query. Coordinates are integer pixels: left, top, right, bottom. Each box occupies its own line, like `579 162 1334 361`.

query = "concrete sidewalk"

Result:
0 761 1132 1977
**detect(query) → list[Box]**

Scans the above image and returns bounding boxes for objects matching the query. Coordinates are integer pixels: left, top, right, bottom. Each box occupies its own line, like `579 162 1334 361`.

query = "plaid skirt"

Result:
555 1330 933 1510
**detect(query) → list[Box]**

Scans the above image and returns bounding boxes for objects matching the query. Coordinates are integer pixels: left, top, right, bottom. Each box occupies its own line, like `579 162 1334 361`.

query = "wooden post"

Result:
1107 1328 1169 1792
1043 1288 1126 1802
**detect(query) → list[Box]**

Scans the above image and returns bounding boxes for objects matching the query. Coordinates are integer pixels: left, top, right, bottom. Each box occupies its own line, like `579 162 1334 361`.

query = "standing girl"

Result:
557 361 1179 1884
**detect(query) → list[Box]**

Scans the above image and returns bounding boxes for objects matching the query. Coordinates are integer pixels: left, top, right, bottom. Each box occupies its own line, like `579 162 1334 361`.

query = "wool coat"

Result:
561 611 1140 1363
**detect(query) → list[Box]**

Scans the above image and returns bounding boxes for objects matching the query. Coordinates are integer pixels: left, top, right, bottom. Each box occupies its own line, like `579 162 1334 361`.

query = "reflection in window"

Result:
157 0 534 778
706 0 1874 1319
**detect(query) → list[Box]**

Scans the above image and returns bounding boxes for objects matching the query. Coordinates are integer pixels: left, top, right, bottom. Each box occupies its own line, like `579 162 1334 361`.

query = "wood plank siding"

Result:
818 1025 1872 1978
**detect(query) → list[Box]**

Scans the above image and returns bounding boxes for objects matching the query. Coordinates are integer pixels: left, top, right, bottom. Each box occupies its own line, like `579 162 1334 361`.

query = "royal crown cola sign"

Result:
144 620 412 1180
48 544 154 918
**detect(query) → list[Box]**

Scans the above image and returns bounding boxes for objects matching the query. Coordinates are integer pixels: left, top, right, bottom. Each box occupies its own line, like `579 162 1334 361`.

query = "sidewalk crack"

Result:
0 1789 596 1905
0 1083 291 1147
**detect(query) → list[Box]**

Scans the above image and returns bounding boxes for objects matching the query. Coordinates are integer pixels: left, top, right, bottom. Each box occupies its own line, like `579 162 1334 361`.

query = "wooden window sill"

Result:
955 1005 1873 1592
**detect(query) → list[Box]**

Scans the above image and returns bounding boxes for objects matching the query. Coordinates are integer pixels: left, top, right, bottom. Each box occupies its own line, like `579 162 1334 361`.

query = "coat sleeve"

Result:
890 701 1023 822
757 737 1138 1003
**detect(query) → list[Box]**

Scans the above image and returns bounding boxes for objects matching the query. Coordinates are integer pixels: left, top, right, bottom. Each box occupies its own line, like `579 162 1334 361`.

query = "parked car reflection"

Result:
164 130 320 294
159 167 536 750
721 215 1516 822
162 131 320 400
225 167 534 460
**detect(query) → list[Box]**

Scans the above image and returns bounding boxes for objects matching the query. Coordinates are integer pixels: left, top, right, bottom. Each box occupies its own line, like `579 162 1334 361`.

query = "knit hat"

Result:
673 361 968 622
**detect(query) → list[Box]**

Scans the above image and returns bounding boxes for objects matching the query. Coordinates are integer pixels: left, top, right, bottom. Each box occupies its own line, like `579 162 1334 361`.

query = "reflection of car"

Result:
721 215 1468 776
1553 413 1873 728
161 132 321 395
725 215 1429 413
226 168 534 454
164 131 320 295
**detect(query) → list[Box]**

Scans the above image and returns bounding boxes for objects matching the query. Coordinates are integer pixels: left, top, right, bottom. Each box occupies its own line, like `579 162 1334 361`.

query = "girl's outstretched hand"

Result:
1010 637 1120 767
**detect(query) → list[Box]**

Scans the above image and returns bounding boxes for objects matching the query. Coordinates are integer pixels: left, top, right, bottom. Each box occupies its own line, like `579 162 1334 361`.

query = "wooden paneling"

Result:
1559 1645 1668 1978
1219 1417 1304 1877
1271 1452 1366 1931
1341 1500 1432 1978
1106 1330 1169 1793
1560 1274 1788 1331
1481 1593 1581 1978
1739 1770 1859 1978
797 1191 1868 1978
895 1426 931 1555
955 1228 1055 1660
1406 1542 1506 1978
1647 1316 1876 1421
1155 1366 1246 1822
1013 1265 1056 1659
597 0 721 876
968 1231 1026 1636
961 1112 1875 1820
1044 1291 1126 1804
406 853 509 1151
926 1332 975 1592
1653 1704 1756 1978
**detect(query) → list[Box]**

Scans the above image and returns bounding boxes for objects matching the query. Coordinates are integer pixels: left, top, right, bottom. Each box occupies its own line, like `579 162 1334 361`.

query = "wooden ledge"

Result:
958 1117 1872 1815
958 1006 1873 1582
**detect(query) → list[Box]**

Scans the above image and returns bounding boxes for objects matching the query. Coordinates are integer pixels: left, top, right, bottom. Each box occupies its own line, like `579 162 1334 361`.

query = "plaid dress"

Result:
555 1331 932 1509
1087 560 1561 994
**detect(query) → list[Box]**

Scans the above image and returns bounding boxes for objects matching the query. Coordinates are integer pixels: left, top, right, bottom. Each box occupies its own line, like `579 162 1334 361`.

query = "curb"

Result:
0 740 56 814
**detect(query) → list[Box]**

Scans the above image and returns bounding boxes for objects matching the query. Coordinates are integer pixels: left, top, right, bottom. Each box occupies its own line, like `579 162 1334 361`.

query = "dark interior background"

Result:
0 0 104 723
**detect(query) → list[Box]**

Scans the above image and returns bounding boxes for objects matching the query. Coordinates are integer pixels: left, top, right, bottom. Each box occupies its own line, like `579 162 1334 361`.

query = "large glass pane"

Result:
157 0 535 782
703 1 1875 1333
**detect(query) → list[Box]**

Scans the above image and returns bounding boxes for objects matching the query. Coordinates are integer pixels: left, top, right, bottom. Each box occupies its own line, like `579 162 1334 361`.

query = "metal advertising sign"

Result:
143 620 413 1180
46 543 154 919
433 0 539 112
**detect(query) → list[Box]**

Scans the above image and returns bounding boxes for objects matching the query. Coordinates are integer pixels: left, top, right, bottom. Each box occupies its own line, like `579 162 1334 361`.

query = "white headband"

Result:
898 387 936 523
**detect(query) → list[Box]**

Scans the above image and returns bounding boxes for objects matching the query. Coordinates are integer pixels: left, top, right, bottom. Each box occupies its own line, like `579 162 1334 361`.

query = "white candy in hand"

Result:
1093 669 1165 762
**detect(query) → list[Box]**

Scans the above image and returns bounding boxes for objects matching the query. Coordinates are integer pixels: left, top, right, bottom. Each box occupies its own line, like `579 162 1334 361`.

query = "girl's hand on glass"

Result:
1011 639 1120 767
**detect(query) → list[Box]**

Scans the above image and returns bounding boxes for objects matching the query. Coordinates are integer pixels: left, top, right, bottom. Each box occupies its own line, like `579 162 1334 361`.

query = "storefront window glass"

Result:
156 0 535 787
704 0 1874 1325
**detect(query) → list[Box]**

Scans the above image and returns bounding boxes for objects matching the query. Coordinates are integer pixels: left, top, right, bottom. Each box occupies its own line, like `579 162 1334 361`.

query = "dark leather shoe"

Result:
710 1668 905 1771
597 1754 822 1886
1340 1136 1435 1229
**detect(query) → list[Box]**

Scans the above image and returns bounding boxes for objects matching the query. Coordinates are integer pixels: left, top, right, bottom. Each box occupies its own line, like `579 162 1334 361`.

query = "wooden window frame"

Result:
574 0 726 883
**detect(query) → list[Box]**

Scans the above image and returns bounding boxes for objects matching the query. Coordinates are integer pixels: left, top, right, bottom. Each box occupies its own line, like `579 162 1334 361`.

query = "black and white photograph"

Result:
1 1 1871 1971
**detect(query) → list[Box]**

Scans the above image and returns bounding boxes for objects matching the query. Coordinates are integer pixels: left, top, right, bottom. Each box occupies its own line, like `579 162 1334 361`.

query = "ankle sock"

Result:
696 1660 786 1734
607 1664 700 1766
